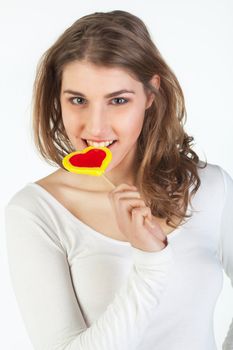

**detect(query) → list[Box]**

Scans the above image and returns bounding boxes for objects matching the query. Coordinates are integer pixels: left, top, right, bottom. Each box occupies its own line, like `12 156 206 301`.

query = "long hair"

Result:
32 10 207 229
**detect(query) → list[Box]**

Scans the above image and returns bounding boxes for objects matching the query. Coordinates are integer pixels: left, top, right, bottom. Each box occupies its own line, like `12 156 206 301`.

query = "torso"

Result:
35 169 183 241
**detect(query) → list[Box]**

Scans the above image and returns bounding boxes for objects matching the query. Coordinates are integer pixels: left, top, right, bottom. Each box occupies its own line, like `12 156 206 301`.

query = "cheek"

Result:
61 101 77 124
120 109 145 136
61 110 81 131
62 117 72 133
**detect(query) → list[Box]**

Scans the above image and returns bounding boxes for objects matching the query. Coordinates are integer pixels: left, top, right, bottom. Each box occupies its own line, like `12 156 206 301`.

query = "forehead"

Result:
61 60 141 89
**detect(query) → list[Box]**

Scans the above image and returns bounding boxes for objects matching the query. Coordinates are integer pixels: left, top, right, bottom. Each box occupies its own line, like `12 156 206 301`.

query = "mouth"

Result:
82 139 118 150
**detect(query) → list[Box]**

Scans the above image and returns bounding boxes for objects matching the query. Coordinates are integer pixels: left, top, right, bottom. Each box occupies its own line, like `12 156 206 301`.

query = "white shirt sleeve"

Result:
217 167 233 350
5 204 174 350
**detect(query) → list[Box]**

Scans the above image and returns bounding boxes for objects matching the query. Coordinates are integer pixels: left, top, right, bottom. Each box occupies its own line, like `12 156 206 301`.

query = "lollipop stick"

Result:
101 174 116 189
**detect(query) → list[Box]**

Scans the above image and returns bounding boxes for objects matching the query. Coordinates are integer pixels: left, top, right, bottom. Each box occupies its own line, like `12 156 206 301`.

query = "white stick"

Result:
102 174 116 189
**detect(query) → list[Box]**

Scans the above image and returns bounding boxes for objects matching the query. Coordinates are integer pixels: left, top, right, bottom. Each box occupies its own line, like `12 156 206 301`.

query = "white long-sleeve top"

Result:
4 162 233 350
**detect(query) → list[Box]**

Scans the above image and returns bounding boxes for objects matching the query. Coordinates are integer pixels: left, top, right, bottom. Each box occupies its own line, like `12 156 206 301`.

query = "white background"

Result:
1 0 233 349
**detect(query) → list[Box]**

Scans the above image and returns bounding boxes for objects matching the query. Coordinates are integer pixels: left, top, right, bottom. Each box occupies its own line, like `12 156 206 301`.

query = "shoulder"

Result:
6 183 41 211
5 168 63 223
189 160 230 209
196 160 229 189
4 182 51 224
5 169 61 212
4 181 66 254
4 168 80 230
197 159 223 180
4 181 65 242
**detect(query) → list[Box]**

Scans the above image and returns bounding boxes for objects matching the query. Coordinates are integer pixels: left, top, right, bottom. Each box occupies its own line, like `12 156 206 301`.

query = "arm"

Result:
5 204 174 350
217 166 233 350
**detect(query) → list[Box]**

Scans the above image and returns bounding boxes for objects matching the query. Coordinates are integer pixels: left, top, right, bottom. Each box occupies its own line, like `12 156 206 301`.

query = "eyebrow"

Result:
63 89 136 98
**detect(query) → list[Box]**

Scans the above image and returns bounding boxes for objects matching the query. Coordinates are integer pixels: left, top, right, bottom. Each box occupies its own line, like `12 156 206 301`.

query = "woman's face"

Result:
60 60 160 174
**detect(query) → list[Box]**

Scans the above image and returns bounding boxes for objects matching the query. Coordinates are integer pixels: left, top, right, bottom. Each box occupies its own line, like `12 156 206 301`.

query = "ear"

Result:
145 74 160 109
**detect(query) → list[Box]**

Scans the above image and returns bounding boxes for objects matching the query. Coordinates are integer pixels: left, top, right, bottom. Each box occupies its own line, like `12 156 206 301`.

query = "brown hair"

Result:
32 10 207 229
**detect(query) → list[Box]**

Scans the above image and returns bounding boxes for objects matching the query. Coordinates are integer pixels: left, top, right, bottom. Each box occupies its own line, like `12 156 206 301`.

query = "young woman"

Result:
5 10 233 350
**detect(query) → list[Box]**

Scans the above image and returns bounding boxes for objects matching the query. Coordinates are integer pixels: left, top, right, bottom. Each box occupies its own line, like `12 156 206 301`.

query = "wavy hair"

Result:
32 10 207 229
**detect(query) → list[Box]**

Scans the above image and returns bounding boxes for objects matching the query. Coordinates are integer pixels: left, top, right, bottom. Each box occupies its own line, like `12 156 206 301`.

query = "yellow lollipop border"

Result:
62 146 112 176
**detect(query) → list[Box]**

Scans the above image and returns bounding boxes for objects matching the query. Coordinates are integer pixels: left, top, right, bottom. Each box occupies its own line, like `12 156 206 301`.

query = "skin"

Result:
44 60 171 246
59 60 160 191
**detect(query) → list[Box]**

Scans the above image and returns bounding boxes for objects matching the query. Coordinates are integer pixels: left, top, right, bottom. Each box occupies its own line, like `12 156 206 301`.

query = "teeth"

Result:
86 140 115 147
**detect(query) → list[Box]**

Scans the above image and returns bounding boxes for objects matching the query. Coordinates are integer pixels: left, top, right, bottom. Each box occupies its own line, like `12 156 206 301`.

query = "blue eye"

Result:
111 97 128 105
69 96 128 105
70 97 86 105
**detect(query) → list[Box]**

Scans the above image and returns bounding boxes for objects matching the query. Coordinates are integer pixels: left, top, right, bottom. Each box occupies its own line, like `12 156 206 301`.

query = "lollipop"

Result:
62 145 160 238
62 146 112 176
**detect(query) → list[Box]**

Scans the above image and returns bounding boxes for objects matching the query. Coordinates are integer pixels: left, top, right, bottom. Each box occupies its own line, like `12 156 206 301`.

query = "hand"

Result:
108 184 168 252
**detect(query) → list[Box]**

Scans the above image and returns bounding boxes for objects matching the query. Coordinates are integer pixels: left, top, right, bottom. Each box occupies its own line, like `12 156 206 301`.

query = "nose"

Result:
85 105 109 136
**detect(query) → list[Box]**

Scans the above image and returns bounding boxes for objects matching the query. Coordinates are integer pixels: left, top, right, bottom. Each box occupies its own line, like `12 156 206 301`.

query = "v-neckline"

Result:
27 182 189 244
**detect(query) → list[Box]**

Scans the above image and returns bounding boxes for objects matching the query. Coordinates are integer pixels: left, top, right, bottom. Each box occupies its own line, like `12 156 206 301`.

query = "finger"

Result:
113 191 141 202
131 206 151 227
144 217 166 241
109 191 142 210
121 198 147 216
114 198 147 224
108 192 141 209
132 207 166 241
109 183 138 195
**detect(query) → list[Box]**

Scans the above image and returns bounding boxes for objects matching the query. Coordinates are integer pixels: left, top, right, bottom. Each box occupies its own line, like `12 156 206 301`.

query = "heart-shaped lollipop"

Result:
62 146 112 176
